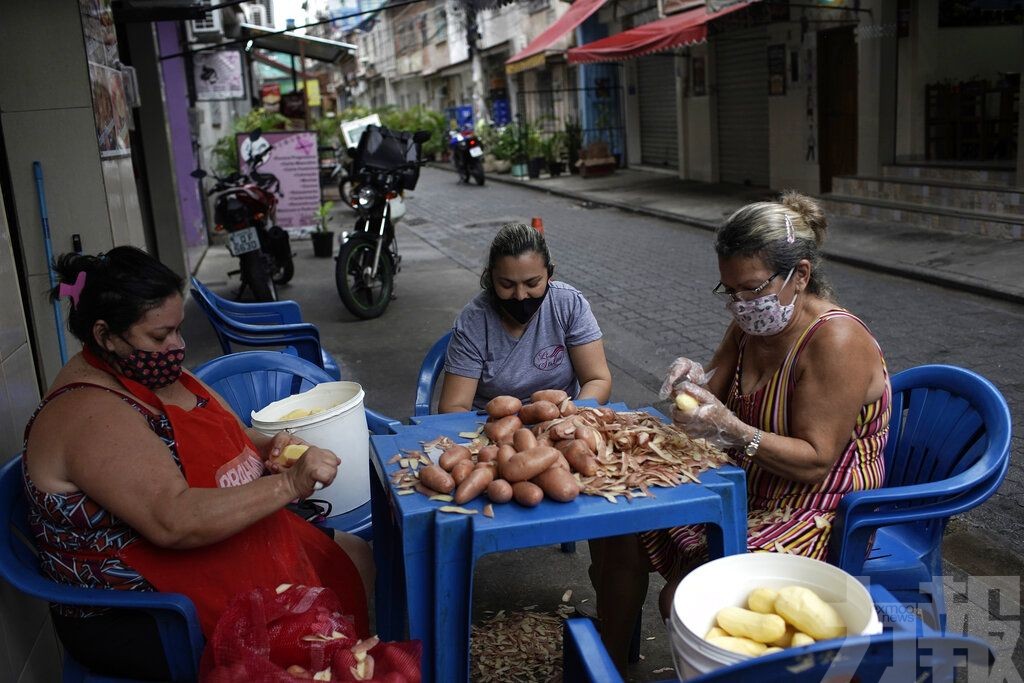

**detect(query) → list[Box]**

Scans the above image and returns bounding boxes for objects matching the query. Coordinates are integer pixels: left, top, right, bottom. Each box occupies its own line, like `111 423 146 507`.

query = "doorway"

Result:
817 26 858 193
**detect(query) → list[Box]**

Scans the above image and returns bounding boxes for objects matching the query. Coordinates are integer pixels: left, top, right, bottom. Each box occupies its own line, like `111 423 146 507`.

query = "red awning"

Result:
567 2 750 64
506 0 608 73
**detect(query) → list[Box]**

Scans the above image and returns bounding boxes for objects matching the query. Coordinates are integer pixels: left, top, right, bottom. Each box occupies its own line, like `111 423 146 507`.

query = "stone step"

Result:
820 195 1023 240
832 175 1024 217
881 164 1016 186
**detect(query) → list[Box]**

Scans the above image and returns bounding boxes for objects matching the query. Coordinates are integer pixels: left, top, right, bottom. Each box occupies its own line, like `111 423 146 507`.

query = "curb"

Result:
431 163 1024 306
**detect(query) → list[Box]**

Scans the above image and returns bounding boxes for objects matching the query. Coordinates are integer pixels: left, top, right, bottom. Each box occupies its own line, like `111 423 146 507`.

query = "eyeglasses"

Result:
713 272 782 303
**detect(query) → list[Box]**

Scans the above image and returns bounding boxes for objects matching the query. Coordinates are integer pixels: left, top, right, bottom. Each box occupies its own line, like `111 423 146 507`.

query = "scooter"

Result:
192 132 294 301
448 127 485 185
334 125 429 319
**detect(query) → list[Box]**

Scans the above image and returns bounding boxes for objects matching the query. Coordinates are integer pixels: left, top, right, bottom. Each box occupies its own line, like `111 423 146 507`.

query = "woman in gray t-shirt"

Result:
439 222 612 412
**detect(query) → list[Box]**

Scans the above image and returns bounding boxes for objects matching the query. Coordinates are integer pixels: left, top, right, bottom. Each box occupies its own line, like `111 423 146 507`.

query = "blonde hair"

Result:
715 190 835 300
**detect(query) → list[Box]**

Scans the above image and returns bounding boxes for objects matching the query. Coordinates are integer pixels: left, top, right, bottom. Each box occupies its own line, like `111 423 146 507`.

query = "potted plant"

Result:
564 116 583 175
510 122 530 178
311 201 335 258
526 126 545 179
543 132 566 177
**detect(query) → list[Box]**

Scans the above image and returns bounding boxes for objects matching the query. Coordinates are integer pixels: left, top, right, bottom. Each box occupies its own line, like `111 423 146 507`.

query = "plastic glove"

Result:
659 357 709 400
671 381 756 451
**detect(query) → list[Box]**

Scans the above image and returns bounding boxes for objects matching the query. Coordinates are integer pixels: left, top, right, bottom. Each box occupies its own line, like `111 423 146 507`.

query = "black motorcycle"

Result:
192 133 293 301
448 128 485 185
335 125 430 319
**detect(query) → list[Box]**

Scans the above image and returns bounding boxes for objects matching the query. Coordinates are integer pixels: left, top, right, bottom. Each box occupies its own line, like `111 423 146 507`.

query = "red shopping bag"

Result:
201 585 421 682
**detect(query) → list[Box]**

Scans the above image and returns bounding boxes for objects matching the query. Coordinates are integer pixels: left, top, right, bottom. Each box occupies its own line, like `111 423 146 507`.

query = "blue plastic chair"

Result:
192 350 401 540
414 331 452 416
0 456 204 682
828 364 1011 630
190 276 341 380
562 617 994 683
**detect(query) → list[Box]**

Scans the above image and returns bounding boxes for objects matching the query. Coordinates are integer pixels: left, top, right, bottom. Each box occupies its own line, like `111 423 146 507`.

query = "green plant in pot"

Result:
510 122 530 178
525 125 546 179
543 132 566 177
311 201 335 258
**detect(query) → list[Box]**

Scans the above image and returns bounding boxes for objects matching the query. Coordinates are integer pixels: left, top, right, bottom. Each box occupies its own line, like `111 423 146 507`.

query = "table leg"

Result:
433 514 474 683
371 471 403 640
706 468 748 558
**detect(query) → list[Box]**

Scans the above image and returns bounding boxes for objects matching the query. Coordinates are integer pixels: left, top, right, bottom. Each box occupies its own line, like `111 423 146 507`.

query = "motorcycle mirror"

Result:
413 130 431 144
249 129 262 142
190 169 208 179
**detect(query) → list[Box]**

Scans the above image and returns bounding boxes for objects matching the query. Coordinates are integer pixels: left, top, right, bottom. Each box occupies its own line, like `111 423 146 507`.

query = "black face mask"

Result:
496 286 548 325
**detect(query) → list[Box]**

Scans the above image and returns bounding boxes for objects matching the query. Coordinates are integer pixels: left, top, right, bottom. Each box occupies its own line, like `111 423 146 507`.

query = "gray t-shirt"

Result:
445 281 603 411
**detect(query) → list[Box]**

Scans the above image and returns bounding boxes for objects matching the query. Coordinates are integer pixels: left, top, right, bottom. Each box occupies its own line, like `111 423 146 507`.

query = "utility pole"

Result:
465 6 486 126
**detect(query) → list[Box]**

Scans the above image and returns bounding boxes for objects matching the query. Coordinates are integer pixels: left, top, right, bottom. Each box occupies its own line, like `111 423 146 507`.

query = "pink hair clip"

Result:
784 214 796 243
59 271 86 309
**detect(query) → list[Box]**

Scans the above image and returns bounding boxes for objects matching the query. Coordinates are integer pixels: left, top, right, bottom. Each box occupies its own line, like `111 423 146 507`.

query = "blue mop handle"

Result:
33 162 68 365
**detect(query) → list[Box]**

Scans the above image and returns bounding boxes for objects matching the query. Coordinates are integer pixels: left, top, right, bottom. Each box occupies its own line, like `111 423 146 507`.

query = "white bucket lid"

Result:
251 381 365 429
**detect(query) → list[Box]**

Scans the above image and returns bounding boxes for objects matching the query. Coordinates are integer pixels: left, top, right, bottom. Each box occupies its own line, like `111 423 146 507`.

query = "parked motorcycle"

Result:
448 127 485 185
335 125 430 319
192 131 294 301
329 146 357 207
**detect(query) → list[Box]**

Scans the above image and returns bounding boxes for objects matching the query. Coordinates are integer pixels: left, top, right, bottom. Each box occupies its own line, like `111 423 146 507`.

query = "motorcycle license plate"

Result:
227 227 260 256
469 146 484 158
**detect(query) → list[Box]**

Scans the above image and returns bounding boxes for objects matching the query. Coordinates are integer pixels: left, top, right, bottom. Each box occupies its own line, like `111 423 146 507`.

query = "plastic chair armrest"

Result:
830 466 1004 571
215 298 304 325
563 618 623 683
366 408 401 435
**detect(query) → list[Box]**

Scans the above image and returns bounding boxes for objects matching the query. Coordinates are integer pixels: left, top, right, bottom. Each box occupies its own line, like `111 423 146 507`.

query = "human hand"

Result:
671 381 755 450
282 446 340 499
264 431 308 468
659 357 709 400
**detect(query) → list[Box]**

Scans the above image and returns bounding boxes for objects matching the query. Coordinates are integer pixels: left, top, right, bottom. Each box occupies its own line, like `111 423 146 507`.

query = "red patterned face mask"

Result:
113 344 186 389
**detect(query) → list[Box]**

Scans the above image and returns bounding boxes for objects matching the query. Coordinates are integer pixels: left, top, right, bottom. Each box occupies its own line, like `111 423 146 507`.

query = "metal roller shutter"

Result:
636 55 679 168
715 28 769 186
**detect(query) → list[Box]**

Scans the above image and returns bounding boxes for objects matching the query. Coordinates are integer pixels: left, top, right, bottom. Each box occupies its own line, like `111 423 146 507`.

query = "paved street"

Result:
189 166 1024 680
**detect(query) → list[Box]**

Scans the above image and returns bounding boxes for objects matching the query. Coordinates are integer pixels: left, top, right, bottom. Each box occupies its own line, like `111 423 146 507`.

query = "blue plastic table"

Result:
369 405 748 683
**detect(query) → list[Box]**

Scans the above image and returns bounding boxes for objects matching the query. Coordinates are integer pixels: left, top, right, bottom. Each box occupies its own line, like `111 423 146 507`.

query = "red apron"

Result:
82 349 369 638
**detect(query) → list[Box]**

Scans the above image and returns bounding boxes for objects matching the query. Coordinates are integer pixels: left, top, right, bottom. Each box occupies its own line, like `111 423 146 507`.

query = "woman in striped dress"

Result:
590 191 891 668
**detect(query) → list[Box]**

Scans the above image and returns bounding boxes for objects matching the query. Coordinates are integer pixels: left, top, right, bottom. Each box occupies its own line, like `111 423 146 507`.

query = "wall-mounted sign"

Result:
194 50 245 101
236 131 321 229
261 83 281 113
767 44 786 96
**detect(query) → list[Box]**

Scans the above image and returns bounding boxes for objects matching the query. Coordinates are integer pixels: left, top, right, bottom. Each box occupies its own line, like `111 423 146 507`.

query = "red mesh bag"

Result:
201 585 421 682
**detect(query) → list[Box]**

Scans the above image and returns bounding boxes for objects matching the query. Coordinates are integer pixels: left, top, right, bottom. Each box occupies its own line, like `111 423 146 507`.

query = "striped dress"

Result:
642 309 891 580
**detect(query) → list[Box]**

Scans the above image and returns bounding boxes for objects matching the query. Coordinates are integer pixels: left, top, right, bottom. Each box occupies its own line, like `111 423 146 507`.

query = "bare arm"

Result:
438 373 479 413
42 390 338 550
569 339 612 403
747 319 884 484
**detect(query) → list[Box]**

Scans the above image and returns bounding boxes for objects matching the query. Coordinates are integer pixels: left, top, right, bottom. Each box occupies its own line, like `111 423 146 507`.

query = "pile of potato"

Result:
417 389 590 508
703 585 846 657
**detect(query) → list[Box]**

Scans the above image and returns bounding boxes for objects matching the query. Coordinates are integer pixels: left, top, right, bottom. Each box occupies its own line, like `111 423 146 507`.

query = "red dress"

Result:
25 349 368 638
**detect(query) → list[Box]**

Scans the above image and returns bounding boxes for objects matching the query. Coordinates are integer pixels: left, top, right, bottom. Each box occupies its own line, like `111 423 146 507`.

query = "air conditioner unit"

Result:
243 3 267 27
187 0 223 43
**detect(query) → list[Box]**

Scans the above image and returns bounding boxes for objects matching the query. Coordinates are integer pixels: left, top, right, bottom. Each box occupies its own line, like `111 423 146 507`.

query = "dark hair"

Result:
479 222 554 291
714 190 835 300
49 246 184 351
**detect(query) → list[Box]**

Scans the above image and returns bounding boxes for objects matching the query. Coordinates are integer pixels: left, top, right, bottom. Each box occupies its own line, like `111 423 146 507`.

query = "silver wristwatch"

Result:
744 429 762 458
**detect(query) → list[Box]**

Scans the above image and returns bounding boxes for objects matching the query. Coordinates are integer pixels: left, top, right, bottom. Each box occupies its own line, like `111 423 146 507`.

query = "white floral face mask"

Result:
726 269 796 336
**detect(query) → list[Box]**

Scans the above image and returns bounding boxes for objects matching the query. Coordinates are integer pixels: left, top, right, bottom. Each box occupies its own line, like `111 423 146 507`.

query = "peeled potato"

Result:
790 632 816 647
675 393 699 414
280 407 313 420
274 444 309 466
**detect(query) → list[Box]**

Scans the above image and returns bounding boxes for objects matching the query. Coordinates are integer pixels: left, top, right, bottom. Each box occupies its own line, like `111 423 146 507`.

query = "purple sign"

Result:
236 131 321 229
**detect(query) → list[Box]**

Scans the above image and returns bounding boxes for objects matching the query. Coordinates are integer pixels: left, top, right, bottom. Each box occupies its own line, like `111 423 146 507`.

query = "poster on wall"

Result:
80 0 132 157
261 83 282 112
89 63 132 157
236 131 321 230
194 50 246 101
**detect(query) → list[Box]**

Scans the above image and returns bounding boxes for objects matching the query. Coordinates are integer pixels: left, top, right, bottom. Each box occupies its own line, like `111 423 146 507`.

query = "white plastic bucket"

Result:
668 552 882 680
250 382 369 517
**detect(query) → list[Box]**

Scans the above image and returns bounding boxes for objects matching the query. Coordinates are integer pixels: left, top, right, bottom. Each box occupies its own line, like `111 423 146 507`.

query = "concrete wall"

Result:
895 1 1024 159
766 23 819 194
